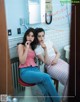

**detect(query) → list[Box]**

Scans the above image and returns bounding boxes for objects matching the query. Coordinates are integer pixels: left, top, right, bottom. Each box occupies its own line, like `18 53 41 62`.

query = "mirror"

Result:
4 0 71 101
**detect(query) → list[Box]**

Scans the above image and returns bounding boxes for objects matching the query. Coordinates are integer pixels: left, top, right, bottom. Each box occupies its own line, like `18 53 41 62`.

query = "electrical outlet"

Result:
8 29 12 36
17 28 21 34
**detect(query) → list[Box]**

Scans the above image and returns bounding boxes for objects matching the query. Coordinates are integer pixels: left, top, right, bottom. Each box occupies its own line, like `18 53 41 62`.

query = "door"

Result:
0 0 13 95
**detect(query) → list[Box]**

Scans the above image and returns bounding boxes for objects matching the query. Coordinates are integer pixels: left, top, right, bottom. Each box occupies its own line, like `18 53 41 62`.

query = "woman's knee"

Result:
44 73 51 80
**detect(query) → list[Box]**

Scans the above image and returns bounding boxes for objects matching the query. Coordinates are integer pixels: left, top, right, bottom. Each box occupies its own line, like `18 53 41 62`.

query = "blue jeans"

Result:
20 66 61 102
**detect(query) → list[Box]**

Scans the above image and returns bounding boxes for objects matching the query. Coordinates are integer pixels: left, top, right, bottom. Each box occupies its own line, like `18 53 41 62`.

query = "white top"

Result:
35 40 56 57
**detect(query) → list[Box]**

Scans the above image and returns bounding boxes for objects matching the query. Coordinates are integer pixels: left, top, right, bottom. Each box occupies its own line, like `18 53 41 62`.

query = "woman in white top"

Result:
34 28 69 101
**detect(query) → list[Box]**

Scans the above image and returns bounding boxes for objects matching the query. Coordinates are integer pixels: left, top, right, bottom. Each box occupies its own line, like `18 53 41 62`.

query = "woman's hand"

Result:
25 41 30 49
40 42 47 50
51 59 58 65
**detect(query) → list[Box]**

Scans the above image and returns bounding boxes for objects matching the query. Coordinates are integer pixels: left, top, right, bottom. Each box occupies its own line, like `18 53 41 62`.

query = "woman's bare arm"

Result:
51 46 60 65
17 44 29 64
39 42 49 64
37 54 45 63
54 46 60 60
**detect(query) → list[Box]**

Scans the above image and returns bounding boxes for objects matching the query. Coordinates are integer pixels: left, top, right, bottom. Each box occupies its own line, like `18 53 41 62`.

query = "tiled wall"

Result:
26 0 71 59
6 0 71 59
45 29 70 59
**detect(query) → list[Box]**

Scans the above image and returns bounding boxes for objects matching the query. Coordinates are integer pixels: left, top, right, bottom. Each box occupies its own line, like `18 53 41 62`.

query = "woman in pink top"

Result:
17 28 61 102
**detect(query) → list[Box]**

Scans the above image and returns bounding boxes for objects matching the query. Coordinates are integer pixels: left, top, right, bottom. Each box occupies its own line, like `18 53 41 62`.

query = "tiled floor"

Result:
15 82 64 102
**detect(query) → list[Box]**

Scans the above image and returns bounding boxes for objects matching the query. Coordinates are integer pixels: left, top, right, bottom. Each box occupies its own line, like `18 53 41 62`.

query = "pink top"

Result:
19 50 37 68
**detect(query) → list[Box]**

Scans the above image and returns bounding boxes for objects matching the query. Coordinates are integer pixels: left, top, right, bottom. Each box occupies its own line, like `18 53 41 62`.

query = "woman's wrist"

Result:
44 47 47 51
54 55 59 61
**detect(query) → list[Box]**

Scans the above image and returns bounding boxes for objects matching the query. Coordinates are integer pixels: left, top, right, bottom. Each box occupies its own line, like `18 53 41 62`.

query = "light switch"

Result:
8 29 12 36
17 28 21 34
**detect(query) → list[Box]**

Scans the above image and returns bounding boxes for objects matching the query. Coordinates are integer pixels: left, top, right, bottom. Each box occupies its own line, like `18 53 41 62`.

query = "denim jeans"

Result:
19 66 61 102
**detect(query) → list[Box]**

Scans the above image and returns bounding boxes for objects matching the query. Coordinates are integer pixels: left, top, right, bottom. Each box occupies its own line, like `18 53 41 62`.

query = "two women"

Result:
17 28 61 102
34 28 69 100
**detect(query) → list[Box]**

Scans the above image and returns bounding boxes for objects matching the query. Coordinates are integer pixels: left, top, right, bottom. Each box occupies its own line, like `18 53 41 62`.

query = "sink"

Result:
64 45 70 61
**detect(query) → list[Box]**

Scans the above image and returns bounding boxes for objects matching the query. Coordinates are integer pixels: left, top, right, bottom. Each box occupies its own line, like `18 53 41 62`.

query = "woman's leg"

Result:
46 59 69 85
38 83 52 102
62 80 69 102
20 66 61 102
46 59 69 98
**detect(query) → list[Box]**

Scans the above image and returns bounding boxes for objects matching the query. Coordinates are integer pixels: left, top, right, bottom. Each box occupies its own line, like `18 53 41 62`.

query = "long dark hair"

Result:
22 28 36 50
34 28 45 45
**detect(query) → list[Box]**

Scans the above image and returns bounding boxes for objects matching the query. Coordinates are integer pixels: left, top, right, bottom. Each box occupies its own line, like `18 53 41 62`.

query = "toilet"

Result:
64 45 70 62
